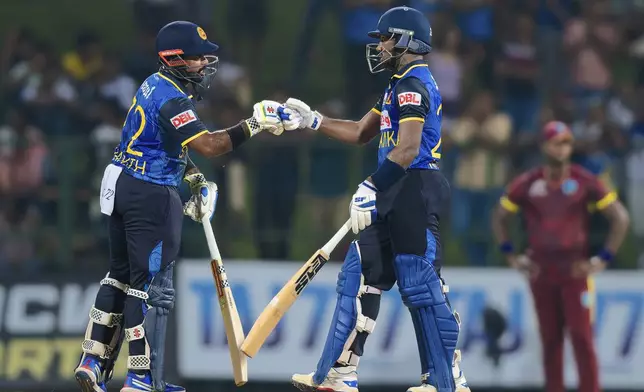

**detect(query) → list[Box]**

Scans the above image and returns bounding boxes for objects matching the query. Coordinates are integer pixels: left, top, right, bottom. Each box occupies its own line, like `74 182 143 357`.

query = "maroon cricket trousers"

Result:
529 263 600 392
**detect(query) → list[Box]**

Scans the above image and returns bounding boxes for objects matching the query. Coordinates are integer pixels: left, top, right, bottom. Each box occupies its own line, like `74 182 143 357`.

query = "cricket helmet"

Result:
366 6 432 73
156 21 219 98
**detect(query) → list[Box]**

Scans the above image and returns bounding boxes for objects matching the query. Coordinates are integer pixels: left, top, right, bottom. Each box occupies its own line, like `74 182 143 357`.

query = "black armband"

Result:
226 121 251 150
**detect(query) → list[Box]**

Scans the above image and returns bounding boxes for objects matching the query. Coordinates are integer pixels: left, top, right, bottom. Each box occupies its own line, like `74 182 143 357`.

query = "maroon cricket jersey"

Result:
500 164 617 263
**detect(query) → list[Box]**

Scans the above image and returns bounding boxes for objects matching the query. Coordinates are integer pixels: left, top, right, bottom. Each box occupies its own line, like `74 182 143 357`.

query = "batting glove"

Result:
349 180 378 234
183 173 218 222
245 100 286 136
284 97 323 130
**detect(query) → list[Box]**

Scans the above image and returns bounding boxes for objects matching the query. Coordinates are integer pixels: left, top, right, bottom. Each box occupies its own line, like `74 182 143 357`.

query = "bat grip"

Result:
321 219 351 256
202 218 222 261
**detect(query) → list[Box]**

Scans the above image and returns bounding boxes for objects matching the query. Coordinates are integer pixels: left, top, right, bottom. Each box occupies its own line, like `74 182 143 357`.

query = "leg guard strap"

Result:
81 274 129 359
336 283 380 367
125 288 152 371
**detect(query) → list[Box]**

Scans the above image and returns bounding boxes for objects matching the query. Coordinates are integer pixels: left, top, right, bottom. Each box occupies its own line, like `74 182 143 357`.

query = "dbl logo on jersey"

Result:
398 92 421 106
171 110 197 129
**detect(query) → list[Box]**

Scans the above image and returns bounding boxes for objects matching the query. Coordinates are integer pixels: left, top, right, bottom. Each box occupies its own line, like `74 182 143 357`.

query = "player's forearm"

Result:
195 131 234 157
603 202 630 254
318 118 366 145
190 122 251 158
388 143 419 169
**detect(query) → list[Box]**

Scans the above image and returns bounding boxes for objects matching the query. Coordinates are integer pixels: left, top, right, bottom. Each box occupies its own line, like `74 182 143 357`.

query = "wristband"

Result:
226 121 250 150
597 248 614 263
370 158 406 192
499 241 514 254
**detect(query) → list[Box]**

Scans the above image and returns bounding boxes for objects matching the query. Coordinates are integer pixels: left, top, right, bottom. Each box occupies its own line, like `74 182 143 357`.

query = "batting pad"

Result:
395 253 458 392
313 241 379 384
143 261 175 390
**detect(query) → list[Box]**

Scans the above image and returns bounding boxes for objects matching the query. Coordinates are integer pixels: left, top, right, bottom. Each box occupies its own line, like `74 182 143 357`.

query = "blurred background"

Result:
0 0 644 391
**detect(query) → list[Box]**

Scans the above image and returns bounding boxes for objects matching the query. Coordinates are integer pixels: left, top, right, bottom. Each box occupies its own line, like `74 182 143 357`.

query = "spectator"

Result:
563 0 619 116
340 0 392 117
496 13 540 135
61 30 104 82
448 90 512 266
96 56 138 112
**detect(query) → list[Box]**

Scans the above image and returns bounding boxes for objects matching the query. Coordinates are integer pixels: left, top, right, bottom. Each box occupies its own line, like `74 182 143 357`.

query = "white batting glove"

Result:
245 100 286 136
280 106 304 131
349 180 378 234
183 173 218 222
284 97 323 130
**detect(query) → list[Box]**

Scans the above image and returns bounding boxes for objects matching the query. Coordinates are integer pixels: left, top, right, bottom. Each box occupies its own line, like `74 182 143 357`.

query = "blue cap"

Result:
156 21 219 57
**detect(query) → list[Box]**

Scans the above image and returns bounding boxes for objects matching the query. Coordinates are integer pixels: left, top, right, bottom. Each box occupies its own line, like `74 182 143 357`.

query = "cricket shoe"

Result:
74 354 108 392
453 350 471 392
121 371 186 392
292 366 359 392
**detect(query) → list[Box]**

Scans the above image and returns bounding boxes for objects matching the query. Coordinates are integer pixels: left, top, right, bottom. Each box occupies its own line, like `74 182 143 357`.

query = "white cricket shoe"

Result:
407 385 437 392
291 366 359 392
407 350 471 392
453 350 471 392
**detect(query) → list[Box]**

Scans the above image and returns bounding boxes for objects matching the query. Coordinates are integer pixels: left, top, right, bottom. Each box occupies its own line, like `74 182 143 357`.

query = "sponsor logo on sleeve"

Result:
398 92 421 106
171 110 197 129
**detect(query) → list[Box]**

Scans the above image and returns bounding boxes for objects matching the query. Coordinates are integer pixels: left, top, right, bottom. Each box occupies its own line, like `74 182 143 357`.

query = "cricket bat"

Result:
202 215 248 386
241 219 352 358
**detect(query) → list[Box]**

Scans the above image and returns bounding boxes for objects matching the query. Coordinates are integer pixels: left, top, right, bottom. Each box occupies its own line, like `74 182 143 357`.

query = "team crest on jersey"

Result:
171 110 197 129
398 92 421 106
528 179 547 197
561 179 579 195
380 110 392 130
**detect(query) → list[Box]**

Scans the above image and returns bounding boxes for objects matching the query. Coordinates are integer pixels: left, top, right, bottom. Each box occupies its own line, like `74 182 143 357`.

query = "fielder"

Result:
285 6 469 392
73 21 299 392
492 121 630 392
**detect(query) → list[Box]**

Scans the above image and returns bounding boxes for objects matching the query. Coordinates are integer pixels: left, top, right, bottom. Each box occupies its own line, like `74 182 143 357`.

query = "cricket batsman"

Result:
285 6 469 392
492 121 630 392
73 21 299 392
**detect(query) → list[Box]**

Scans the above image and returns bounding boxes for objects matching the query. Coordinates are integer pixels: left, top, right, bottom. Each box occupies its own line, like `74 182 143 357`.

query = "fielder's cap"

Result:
542 121 573 142
156 21 219 57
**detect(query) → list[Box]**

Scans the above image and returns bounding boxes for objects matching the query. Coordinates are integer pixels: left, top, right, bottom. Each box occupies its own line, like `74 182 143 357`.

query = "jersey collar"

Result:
157 70 192 98
392 60 428 80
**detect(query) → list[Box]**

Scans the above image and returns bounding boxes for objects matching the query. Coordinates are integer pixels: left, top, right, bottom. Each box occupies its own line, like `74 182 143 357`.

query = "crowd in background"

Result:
2 0 644 273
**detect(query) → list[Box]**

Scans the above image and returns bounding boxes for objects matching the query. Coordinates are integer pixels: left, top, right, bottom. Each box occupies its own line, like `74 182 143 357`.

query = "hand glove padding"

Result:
247 100 286 136
183 173 218 222
284 97 323 130
350 180 378 234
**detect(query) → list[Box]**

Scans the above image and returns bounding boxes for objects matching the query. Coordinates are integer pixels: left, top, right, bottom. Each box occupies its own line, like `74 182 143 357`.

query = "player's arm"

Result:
159 97 240 158
284 97 380 145
318 109 381 145
492 174 536 274
590 180 630 264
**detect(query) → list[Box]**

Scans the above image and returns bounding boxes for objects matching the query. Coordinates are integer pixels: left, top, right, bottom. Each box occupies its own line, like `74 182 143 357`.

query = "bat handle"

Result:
202 218 222 261
321 219 352 256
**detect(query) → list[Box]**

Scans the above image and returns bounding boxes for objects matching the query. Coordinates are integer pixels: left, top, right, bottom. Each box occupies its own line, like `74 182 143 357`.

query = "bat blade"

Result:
241 250 329 358
210 258 248 386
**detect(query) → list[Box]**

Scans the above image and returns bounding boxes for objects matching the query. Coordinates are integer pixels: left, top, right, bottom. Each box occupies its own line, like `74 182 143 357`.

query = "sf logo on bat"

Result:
294 255 327 295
